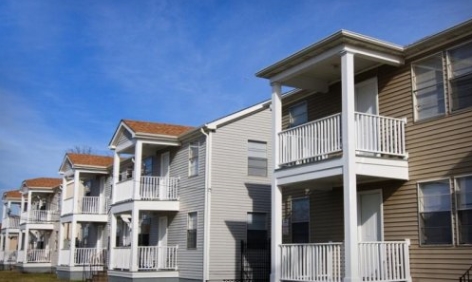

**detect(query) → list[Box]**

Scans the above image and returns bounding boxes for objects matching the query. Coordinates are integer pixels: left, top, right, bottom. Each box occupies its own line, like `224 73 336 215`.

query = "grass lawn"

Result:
0 270 72 282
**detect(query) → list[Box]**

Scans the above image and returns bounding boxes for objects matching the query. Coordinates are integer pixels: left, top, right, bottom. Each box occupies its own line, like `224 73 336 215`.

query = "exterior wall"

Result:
209 107 272 280
164 135 206 281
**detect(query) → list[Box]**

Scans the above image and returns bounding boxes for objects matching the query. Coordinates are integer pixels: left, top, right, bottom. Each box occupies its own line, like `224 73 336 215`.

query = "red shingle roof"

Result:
123 120 194 136
3 190 21 200
67 153 114 168
23 178 62 189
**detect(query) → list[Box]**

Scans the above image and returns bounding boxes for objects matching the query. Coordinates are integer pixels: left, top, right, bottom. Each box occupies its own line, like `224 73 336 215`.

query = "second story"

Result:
256 19 472 187
1 190 22 231
59 153 114 221
19 177 62 228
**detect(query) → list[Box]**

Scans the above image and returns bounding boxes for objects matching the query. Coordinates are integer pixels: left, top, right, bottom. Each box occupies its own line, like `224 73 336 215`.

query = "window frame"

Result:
246 212 268 249
288 101 308 127
417 178 454 246
187 212 197 249
142 156 153 176
188 142 199 177
291 197 310 243
411 52 447 122
446 40 472 113
454 174 472 245
247 140 268 177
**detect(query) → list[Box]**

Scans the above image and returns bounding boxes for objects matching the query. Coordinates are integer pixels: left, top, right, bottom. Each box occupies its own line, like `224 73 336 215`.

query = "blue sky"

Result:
0 0 471 193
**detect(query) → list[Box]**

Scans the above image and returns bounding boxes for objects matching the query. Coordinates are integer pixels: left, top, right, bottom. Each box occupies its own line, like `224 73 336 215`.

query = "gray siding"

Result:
209 107 272 280
164 135 206 281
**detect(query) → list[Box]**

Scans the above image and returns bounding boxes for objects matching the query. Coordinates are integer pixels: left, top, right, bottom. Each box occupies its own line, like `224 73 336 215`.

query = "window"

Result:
248 141 267 177
142 157 153 176
289 101 307 127
412 41 472 121
188 143 199 176
418 180 452 245
455 175 472 244
247 212 267 249
187 212 197 249
292 198 309 243
412 54 446 120
447 41 472 111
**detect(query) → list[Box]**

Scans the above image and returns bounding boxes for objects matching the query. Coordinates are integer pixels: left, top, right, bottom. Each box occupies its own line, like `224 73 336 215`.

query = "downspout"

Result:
201 126 214 282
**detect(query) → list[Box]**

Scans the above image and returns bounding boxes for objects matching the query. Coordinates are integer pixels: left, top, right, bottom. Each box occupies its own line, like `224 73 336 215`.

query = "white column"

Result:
24 229 29 262
61 177 67 216
57 222 65 265
69 220 77 266
129 207 139 272
133 141 143 200
109 214 117 269
20 195 25 224
73 171 81 214
27 191 32 220
2 203 6 221
271 82 283 282
0 234 4 251
112 151 120 204
341 50 360 282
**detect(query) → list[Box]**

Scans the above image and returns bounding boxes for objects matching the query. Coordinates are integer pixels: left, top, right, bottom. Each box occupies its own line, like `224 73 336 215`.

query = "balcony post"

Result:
73 171 80 214
271 183 282 282
272 82 282 169
57 223 65 265
61 177 67 216
24 228 30 262
112 151 120 204
109 214 117 269
130 207 139 272
69 220 77 266
27 191 32 221
133 140 143 200
341 50 360 282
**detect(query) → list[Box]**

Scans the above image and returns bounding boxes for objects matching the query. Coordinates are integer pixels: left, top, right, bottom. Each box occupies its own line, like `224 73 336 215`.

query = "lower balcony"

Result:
111 245 179 271
20 210 59 224
0 250 17 263
280 241 410 282
26 249 51 263
59 248 108 266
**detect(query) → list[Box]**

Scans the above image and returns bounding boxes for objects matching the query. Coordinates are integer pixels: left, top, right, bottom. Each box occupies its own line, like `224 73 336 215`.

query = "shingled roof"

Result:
123 120 194 136
23 177 62 189
3 190 21 200
67 153 114 168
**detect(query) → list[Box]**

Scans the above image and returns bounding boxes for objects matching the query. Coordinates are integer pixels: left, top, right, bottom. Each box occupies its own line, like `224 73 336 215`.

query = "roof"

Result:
122 120 194 136
67 153 114 168
23 177 62 189
3 190 21 200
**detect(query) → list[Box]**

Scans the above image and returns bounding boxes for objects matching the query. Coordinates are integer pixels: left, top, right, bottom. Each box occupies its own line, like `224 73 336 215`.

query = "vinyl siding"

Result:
209 107 272 280
163 135 206 281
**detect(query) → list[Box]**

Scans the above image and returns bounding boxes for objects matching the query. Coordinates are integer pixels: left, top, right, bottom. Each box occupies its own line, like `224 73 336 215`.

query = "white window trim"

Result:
291 196 310 242
187 211 198 249
188 142 199 177
453 173 472 245
288 101 308 127
411 52 447 122
416 178 454 246
445 40 472 114
247 140 268 177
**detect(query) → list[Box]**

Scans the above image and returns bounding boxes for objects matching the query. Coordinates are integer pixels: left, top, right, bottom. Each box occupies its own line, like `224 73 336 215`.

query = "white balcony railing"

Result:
3 216 20 229
140 176 179 200
59 249 70 266
112 247 131 270
280 243 343 281
278 113 407 166
75 248 107 265
114 176 179 203
81 196 103 214
62 198 73 215
280 241 410 282
5 250 17 262
27 249 51 263
279 113 342 166
138 245 178 270
21 210 59 223
355 112 407 157
0 251 4 261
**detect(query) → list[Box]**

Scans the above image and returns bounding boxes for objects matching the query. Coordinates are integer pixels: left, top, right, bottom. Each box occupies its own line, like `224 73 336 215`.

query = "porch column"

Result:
2 202 6 221
133 141 143 200
24 229 29 262
341 50 360 282
0 234 4 252
69 220 77 266
112 151 120 204
109 214 117 269
27 191 32 219
129 207 139 272
271 82 282 282
57 223 65 264
17 231 22 262
73 171 80 214
61 177 67 216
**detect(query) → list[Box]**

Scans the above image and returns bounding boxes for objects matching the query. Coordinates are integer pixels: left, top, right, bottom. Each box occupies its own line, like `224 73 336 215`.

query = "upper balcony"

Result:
20 209 59 226
2 216 20 230
115 175 180 203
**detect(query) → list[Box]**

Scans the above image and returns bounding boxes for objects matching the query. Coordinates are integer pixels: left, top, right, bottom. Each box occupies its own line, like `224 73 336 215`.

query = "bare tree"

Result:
67 145 94 154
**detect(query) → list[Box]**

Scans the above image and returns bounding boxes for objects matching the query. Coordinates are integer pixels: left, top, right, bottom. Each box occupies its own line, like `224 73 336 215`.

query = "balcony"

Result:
20 210 59 224
276 112 408 184
280 241 410 282
61 196 107 218
114 176 180 203
59 248 107 266
2 216 20 229
26 249 51 263
110 245 178 271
